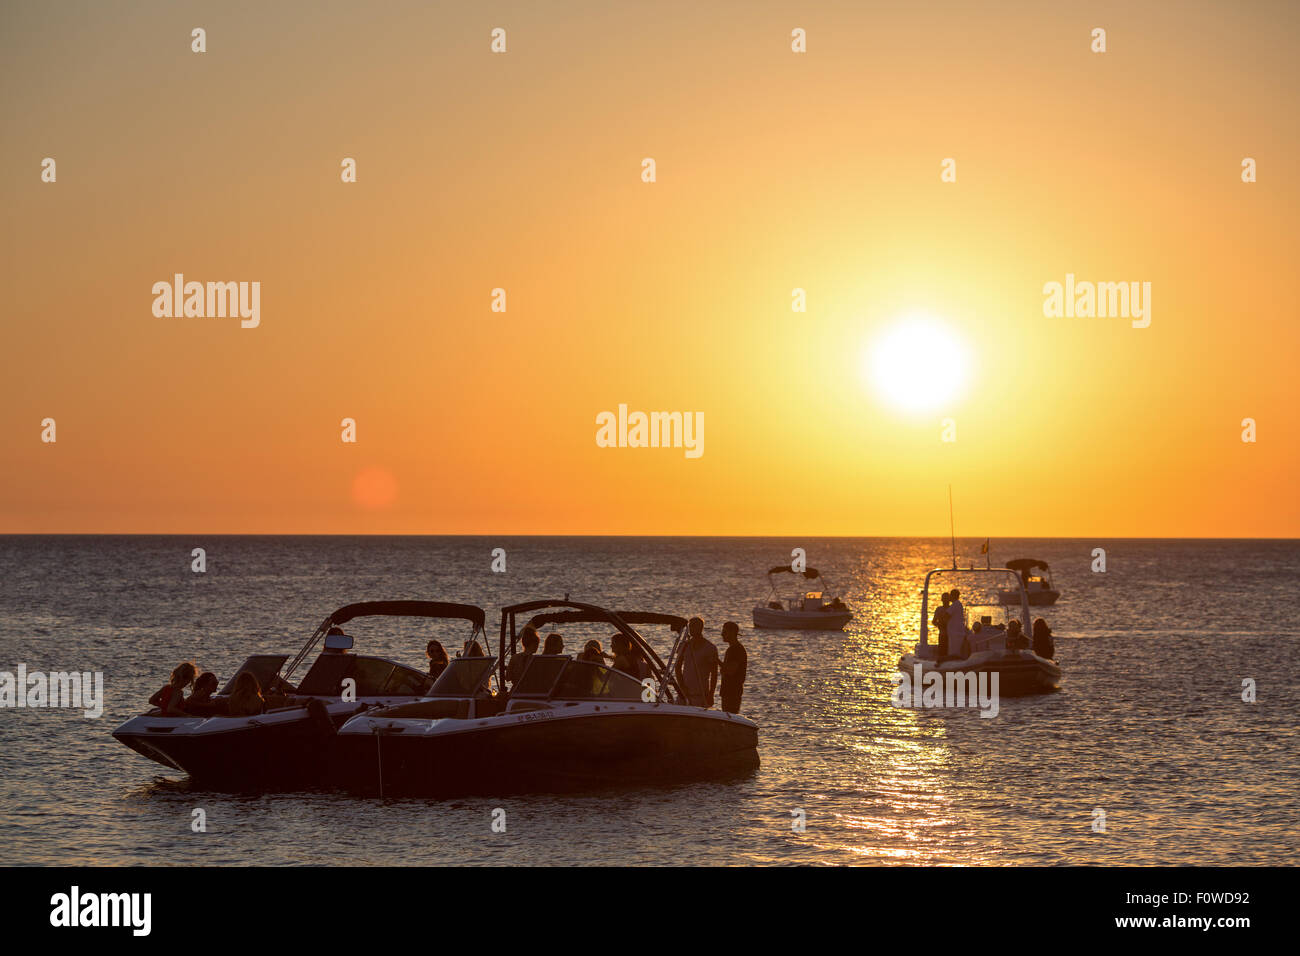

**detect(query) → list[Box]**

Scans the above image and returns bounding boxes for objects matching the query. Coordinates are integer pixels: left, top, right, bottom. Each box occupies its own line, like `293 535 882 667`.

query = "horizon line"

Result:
1 532 1296 541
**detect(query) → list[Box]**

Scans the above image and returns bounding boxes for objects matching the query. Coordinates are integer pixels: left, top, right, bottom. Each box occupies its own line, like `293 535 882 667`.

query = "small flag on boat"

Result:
980 539 989 554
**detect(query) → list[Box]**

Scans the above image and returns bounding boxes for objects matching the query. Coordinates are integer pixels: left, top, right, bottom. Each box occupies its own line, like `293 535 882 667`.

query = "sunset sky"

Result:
2 1 1297 536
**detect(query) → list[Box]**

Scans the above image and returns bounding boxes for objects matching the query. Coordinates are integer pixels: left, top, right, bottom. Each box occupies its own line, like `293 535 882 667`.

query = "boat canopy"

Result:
327 601 486 628
282 600 487 685
1005 559 1049 572
768 566 821 579
499 599 682 701
527 609 687 631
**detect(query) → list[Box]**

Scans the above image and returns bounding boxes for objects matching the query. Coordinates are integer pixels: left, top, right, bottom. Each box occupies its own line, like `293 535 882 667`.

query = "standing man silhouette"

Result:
932 591 953 657
719 621 748 714
675 617 719 707
946 588 967 657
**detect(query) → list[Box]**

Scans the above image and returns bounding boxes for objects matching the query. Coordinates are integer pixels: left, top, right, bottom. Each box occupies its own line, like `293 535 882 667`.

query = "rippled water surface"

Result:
0 536 1296 865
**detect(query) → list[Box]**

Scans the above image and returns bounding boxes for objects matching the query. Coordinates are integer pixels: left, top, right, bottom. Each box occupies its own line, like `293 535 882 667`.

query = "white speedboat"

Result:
899 567 1061 697
997 558 1060 606
752 565 852 630
336 600 759 795
111 600 486 789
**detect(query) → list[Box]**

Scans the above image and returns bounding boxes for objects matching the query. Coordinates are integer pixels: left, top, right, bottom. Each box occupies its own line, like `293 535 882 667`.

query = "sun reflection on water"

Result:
773 560 1009 864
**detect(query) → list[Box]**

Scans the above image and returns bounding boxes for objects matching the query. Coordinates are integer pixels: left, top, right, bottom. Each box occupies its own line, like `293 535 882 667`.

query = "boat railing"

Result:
919 567 1032 649
503 600 685 705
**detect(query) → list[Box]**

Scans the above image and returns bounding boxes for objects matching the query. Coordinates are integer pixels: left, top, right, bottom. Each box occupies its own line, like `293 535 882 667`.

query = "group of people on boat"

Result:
930 588 1056 660
148 662 285 718
147 616 752 717
429 617 750 713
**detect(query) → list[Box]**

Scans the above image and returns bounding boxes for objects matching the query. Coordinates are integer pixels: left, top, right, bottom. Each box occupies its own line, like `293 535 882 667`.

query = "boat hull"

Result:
752 606 852 630
997 589 1060 606
899 650 1062 697
337 704 760 795
112 699 394 790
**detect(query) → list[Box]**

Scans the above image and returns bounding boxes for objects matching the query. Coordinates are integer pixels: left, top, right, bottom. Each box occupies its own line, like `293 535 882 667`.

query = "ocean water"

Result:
0 535 1296 866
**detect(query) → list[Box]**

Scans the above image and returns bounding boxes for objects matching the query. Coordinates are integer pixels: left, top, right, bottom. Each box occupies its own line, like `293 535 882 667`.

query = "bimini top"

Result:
281 600 487 685
500 599 682 700
327 601 486 628
527 608 687 631
768 566 821 579
1005 559 1050 573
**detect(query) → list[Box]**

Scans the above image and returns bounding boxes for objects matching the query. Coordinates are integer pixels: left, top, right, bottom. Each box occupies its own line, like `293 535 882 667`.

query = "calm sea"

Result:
0 536 1296 866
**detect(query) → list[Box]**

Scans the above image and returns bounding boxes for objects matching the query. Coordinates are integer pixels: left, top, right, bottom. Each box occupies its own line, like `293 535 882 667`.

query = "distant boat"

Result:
752 565 852 630
997 558 1061 606
900 567 1061 697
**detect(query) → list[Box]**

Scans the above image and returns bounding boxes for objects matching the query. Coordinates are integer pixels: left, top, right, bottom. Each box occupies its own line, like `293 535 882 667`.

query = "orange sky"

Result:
2 1 1297 536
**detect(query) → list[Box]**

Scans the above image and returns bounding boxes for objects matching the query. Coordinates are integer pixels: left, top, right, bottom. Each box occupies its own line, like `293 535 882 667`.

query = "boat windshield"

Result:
552 661 644 701
964 604 1011 631
297 654 433 697
511 655 644 701
512 655 569 697
429 657 495 697
218 655 289 696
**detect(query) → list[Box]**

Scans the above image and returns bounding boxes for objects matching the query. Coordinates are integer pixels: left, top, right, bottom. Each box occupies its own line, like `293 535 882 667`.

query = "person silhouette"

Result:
933 591 953 657
719 621 748 713
1032 618 1056 659
946 589 967 657
674 617 719 707
426 640 449 679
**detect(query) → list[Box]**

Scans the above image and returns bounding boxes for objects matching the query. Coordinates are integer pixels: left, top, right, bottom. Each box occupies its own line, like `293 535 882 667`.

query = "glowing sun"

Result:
865 315 970 414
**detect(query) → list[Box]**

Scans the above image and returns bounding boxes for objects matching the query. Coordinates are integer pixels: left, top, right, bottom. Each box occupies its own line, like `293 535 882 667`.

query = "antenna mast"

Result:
948 485 957 569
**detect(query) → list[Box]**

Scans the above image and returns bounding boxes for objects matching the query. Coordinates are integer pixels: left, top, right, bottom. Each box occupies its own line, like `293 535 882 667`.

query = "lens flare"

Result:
351 467 398 510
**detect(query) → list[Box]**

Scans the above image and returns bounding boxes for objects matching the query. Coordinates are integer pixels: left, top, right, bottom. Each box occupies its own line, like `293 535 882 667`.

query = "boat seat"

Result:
474 697 508 718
